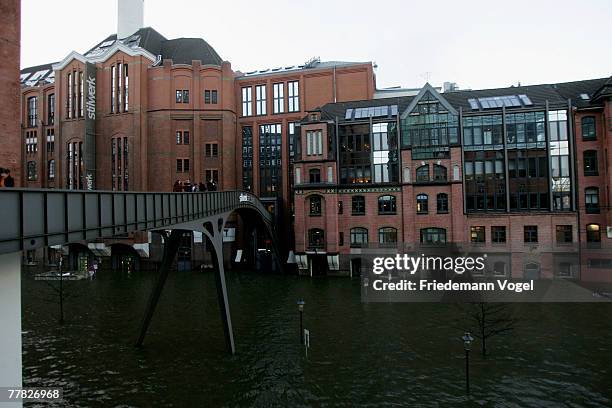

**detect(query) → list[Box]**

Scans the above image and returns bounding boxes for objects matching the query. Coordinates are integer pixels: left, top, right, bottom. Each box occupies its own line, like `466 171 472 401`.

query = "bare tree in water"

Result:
462 303 518 357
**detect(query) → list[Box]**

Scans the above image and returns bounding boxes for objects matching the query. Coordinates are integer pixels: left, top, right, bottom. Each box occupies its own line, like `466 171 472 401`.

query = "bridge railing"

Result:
0 189 270 255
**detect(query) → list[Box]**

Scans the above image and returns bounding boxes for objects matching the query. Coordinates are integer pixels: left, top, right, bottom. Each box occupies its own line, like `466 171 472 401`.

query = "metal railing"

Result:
0 189 271 255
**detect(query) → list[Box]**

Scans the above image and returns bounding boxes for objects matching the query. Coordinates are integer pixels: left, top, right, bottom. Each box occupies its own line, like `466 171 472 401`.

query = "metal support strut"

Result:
204 224 236 355
135 229 182 347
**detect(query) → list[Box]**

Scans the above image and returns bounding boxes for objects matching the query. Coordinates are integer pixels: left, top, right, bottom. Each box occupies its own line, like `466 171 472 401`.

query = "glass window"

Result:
433 165 447 181
176 90 183 103
241 87 252 116
436 193 448 213
288 81 299 112
581 116 596 140
273 83 284 114
417 194 428 214
586 224 601 243
27 96 38 127
259 124 282 196
27 161 37 181
583 150 598 176
585 187 599 213
470 226 485 243
306 131 323 155
352 196 365 215
309 168 321 183
378 227 398 246
492 226 506 243
350 227 368 248
416 165 429 182
378 195 397 214
308 229 325 249
255 85 266 115
524 226 538 243
420 228 447 245
556 225 572 244
309 195 322 216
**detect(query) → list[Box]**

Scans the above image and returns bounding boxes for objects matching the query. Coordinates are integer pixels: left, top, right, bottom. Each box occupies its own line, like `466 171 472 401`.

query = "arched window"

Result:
47 159 55 180
433 164 447 181
437 193 448 213
586 224 601 243
378 227 398 246
378 195 397 214
308 229 325 249
27 161 37 181
352 195 365 215
309 195 322 216
350 227 368 248
420 228 447 245
583 150 598 176
585 187 599 213
309 168 321 183
581 116 596 140
416 165 429 182
417 194 428 214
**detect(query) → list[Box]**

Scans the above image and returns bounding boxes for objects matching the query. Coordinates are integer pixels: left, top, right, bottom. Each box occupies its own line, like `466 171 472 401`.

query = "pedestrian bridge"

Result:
0 189 280 396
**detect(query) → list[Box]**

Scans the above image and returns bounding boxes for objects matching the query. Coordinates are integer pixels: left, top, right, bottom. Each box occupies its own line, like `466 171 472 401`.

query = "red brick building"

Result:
1 0 21 185
292 80 612 281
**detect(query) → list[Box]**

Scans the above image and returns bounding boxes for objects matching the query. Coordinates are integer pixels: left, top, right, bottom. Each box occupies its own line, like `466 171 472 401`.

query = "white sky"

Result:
21 0 612 90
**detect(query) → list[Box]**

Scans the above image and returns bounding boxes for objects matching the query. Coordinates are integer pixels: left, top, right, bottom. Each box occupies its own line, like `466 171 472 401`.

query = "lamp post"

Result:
297 299 305 344
462 331 474 395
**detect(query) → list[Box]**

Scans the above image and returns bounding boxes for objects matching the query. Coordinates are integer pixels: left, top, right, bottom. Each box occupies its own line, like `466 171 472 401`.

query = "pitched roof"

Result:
549 77 609 108
160 38 222 66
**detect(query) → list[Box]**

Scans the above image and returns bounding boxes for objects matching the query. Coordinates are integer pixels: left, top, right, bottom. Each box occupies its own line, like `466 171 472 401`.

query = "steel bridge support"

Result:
135 223 236 355
135 229 182 348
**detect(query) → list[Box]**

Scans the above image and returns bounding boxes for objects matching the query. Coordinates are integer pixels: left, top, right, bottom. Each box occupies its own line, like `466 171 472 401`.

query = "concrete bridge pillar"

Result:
0 252 23 408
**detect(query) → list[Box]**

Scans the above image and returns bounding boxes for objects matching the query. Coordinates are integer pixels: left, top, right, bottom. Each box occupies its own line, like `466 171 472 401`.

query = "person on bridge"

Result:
173 180 182 192
0 168 14 187
199 181 206 192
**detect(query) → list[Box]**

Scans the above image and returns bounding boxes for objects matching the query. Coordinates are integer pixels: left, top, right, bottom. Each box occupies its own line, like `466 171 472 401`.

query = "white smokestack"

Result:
117 0 144 39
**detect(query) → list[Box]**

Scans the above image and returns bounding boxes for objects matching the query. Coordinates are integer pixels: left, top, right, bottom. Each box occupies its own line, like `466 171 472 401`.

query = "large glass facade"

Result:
259 124 282 196
548 110 571 211
372 122 399 183
339 123 371 184
401 91 458 159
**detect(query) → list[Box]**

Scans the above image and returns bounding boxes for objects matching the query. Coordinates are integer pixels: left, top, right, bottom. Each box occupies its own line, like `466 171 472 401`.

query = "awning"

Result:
87 243 111 257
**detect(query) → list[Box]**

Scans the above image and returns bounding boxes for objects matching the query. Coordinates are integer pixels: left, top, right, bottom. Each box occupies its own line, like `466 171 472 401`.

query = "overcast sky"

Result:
21 0 612 90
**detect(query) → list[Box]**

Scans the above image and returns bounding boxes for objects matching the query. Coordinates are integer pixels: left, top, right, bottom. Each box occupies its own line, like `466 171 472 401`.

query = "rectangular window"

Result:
68 72 74 118
212 90 217 104
183 131 190 144
242 126 253 191
79 71 84 117
524 226 538 243
556 225 572 244
176 159 183 173
492 226 506 243
27 96 38 127
273 83 284 114
256 85 267 115
205 143 218 157
124 64 129 112
288 81 299 112
205 169 219 184
205 90 211 104
117 63 122 113
176 131 182 145
306 131 323 155
183 90 189 103
259 123 282 196
176 90 183 103
242 87 252 116
470 226 485 243
110 67 116 113
47 94 55 125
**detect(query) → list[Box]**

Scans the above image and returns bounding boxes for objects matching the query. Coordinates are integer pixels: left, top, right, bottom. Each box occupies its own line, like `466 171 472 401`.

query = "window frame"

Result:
352 195 366 215
378 195 397 215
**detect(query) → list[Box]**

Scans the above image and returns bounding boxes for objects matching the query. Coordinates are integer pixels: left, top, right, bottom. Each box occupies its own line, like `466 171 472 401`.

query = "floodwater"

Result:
21 268 612 407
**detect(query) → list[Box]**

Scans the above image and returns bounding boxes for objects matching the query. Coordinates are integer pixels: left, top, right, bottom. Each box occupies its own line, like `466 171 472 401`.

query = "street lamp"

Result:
462 331 474 395
297 299 305 344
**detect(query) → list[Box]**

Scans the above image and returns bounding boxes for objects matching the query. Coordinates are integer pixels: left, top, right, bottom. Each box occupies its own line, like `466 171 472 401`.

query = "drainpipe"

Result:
333 66 337 103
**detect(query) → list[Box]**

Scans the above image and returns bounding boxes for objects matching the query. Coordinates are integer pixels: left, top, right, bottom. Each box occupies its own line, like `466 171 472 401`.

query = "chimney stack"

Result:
117 0 144 39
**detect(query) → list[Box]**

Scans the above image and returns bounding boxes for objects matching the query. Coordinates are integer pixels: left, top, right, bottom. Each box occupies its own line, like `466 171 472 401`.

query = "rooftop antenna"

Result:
420 71 432 84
